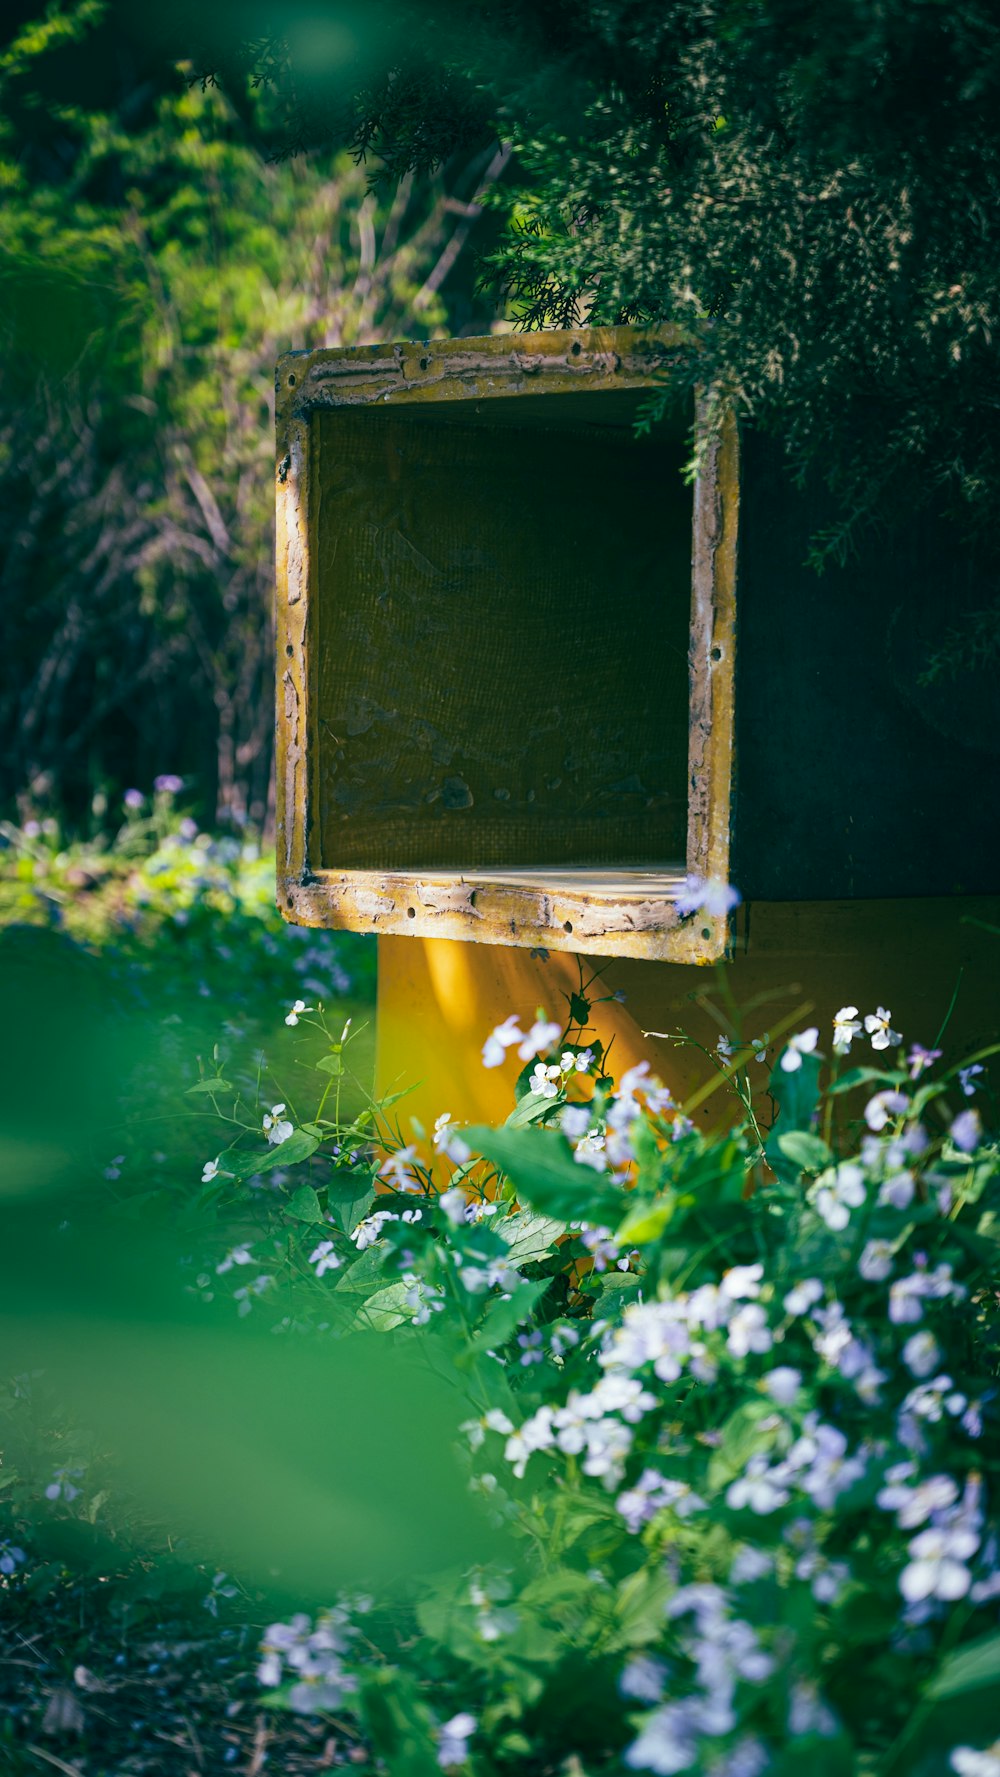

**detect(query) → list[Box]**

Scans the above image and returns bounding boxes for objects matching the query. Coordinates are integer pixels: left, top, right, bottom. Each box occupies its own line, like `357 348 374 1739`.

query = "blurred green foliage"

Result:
0 0 494 830
0 799 376 1201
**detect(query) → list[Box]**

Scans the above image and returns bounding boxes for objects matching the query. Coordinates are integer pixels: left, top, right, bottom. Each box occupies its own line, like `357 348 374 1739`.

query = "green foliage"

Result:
0 0 490 826
2 964 999 1772
192 0 1000 571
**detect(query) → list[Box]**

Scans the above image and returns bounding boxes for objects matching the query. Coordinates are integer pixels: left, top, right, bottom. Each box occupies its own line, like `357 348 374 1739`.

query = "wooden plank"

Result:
274 325 739 961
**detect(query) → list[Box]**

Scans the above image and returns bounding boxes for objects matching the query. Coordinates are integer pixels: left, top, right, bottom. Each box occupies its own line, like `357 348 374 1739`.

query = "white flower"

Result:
437 1711 476 1768
784 1278 824 1316
216 1244 253 1275
716 1035 734 1061
721 1263 764 1301
780 1027 819 1072
482 1014 525 1068
561 1104 591 1140
904 1374 968 1423
865 1089 909 1132
351 1209 399 1249
285 999 313 1026
504 1406 556 1477
889 1274 927 1325
763 1366 801 1405
814 1163 866 1231
379 1145 420 1193
518 1019 562 1062
401 1271 445 1325
574 1131 608 1170
900 1523 979 1603
234 1274 274 1316
951 1747 1000 1777
727 1304 773 1358
903 1331 941 1378
528 1061 561 1098
865 1006 902 1051
675 874 741 918
789 1421 867 1509
832 1006 862 1052
727 1455 790 1515
810 1301 854 1368
859 1238 895 1281
308 1239 342 1277
201 1157 222 1183
437 1187 468 1226
263 1103 293 1145
878 1470 958 1529
433 1112 471 1164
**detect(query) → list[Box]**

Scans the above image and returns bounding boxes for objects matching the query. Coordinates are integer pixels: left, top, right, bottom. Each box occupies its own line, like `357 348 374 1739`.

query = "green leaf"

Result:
185 1078 233 1095
353 1282 411 1331
505 1089 559 1128
615 1195 674 1246
466 1125 623 1223
927 1629 1000 1701
470 1280 547 1353
358 1667 441 1777
608 1566 675 1650
285 1184 324 1224
768 1051 821 1132
708 1401 780 1491
498 1210 565 1265
316 1052 343 1075
827 1066 905 1097
214 1129 320 1181
776 1130 832 1173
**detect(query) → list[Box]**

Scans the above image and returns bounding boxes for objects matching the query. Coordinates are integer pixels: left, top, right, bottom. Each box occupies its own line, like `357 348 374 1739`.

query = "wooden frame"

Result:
275 326 738 962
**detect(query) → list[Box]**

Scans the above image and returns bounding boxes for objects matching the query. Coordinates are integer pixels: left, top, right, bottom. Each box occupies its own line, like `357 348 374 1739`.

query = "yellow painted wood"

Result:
376 899 1000 1131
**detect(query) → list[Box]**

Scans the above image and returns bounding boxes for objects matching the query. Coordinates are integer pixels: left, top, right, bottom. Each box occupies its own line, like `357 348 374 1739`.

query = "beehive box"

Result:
275 327 738 962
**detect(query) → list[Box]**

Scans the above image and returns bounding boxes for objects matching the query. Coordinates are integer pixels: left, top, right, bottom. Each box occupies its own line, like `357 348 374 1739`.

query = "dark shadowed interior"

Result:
312 397 694 872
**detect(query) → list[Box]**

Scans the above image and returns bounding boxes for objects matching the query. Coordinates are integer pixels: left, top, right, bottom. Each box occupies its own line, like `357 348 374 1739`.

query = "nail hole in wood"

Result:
407 907 416 918
563 920 573 933
711 646 722 662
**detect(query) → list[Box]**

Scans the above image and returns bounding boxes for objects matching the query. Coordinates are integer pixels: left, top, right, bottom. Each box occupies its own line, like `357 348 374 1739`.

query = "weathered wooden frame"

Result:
275 325 738 962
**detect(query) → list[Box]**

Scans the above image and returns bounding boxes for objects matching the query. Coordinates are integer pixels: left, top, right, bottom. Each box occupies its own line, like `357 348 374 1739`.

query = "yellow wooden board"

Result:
376 899 1000 1130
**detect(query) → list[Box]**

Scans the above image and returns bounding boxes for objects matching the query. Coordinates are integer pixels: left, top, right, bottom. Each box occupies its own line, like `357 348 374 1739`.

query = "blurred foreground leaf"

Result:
0 1201 504 1600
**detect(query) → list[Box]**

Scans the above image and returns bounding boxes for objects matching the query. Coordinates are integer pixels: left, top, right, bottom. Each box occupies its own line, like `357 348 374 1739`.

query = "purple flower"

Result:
154 774 185 795
123 788 144 811
958 1064 985 1098
674 874 741 918
950 1109 982 1154
907 1045 941 1080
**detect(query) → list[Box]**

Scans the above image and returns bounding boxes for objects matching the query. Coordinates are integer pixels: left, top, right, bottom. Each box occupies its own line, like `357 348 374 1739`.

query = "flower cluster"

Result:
213 992 997 1776
257 1607 360 1714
